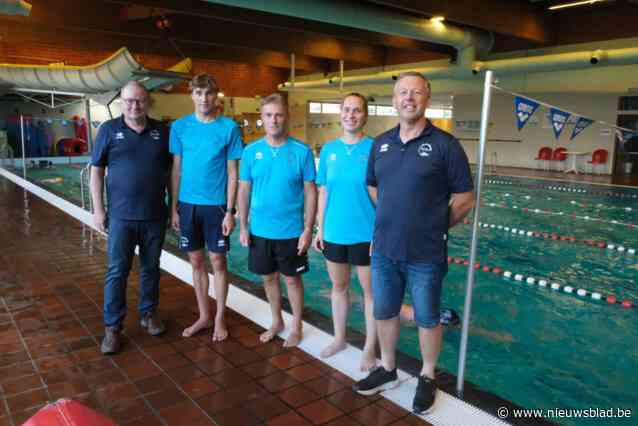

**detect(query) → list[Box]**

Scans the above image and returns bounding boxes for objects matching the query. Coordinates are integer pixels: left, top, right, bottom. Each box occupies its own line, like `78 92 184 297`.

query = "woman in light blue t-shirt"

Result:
314 93 377 372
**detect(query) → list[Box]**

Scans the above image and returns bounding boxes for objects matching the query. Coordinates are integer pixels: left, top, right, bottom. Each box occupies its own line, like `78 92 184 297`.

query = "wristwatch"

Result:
226 206 237 215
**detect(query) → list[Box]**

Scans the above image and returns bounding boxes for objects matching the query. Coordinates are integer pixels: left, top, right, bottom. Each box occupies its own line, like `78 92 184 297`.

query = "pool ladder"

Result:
0 145 15 169
488 151 498 174
79 163 93 212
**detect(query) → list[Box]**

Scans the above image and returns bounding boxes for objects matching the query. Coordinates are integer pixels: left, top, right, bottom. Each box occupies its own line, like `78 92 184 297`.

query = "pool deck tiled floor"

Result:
0 178 434 425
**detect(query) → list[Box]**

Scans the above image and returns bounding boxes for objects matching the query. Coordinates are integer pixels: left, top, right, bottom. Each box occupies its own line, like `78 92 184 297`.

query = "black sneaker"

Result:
352 366 399 396
413 375 437 414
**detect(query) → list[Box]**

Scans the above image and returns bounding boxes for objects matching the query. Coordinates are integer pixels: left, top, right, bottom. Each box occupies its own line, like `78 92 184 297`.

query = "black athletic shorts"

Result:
323 241 371 266
178 202 229 253
249 235 309 277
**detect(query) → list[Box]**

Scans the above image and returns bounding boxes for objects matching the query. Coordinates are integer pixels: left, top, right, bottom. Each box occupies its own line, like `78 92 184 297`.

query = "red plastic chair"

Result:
551 147 568 171
587 149 608 174
534 146 553 170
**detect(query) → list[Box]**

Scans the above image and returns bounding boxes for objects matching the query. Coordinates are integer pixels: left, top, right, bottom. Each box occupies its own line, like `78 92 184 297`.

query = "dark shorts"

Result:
323 241 371 266
178 202 229 253
249 235 309 277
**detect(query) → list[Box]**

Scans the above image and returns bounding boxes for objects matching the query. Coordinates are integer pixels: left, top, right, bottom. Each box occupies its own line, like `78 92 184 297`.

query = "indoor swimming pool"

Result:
17 164 638 425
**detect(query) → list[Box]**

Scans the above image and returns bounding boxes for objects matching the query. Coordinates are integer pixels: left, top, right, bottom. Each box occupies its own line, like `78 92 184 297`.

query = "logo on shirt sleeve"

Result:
255 151 263 160
418 143 432 157
379 143 389 153
114 132 125 140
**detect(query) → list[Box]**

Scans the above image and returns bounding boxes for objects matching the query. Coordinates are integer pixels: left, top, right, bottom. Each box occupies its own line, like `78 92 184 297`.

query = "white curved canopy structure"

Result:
0 47 190 94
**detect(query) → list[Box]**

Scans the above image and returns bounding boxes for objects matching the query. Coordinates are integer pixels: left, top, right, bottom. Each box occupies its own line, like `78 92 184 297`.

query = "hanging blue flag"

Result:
570 117 594 140
514 96 540 130
616 129 634 143
549 108 570 140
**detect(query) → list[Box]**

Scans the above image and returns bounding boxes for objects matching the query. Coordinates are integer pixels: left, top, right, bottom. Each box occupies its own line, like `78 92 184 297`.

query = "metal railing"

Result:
0 145 15 168
79 163 93 212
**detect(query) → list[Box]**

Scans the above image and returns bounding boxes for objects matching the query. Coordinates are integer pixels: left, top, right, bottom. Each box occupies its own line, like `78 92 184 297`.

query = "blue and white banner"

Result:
514 96 540 131
570 117 594 141
549 107 570 139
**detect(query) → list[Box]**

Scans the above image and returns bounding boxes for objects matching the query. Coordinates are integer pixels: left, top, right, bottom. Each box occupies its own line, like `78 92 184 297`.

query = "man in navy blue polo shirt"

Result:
91 81 171 355
353 72 475 414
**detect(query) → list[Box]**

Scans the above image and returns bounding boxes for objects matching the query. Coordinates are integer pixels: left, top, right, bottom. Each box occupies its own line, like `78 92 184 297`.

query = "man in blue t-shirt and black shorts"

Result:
170 74 243 342
91 81 171 354
352 72 475 414
238 93 317 348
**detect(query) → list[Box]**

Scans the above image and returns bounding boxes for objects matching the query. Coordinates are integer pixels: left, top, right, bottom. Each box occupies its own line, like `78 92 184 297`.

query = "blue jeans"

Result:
371 254 447 328
104 217 166 327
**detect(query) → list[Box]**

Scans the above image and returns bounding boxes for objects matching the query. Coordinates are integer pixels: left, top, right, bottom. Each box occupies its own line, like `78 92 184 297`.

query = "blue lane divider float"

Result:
461 218 636 255
480 200 638 230
447 255 635 310
485 178 638 199
489 193 635 215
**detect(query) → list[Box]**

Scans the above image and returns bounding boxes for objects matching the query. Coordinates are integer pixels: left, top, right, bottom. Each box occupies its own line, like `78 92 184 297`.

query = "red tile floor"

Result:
0 178 433 425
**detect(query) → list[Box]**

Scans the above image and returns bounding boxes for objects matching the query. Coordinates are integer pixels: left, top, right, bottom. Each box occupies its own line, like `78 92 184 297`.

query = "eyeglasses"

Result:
121 98 148 106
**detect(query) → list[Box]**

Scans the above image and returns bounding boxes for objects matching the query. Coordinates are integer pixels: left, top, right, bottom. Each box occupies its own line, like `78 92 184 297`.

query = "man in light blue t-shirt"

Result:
238 93 316 348
170 74 243 343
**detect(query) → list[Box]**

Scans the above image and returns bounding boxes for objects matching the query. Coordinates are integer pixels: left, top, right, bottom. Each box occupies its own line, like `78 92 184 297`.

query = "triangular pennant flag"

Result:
549 107 570 139
91 120 102 128
570 116 594 140
514 96 540 131
616 129 634 143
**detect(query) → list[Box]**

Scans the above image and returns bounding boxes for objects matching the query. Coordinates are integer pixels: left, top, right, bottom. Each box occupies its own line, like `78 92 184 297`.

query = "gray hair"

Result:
121 80 150 98
394 71 431 94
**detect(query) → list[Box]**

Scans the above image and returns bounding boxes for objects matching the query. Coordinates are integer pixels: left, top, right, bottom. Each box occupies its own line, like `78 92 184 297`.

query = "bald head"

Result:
120 80 150 123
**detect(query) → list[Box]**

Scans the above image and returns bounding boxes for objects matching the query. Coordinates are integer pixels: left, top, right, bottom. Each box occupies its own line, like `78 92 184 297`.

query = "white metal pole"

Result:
20 115 26 178
456 70 494 397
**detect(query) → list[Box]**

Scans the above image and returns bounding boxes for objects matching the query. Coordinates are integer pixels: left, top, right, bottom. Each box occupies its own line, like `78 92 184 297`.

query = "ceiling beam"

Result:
14 0 415 69
366 0 551 45
125 13 388 66
107 0 455 56
0 19 328 72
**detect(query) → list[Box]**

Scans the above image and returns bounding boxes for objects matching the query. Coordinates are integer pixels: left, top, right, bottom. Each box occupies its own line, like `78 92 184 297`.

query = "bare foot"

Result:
283 330 302 347
182 318 211 338
320 340 347 358
360 349 377 372
212 315 228 342
259 323 284 343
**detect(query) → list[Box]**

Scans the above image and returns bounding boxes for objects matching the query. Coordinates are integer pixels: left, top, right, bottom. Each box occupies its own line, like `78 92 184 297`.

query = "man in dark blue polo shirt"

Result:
353 72 475 414
90 81 171 355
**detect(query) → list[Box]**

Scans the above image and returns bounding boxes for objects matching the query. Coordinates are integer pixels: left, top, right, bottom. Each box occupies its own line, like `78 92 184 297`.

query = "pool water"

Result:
20 165 638 425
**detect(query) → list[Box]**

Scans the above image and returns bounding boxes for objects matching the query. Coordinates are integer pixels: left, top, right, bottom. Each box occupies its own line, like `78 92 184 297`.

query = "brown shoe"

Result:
101 326 121 354
140 311 166 336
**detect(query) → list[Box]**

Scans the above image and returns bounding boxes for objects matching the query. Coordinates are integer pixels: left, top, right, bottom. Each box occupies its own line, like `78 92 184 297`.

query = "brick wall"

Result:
0 21 287 97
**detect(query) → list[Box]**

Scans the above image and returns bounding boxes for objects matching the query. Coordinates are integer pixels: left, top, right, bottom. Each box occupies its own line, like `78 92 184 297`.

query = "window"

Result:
309 102 322 113
425 108 453 119
322 103 341 114
375 105 397 116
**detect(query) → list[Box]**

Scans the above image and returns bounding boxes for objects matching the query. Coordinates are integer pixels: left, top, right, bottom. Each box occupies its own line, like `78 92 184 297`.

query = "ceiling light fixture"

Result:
548 0 609 11
430 16 445 23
